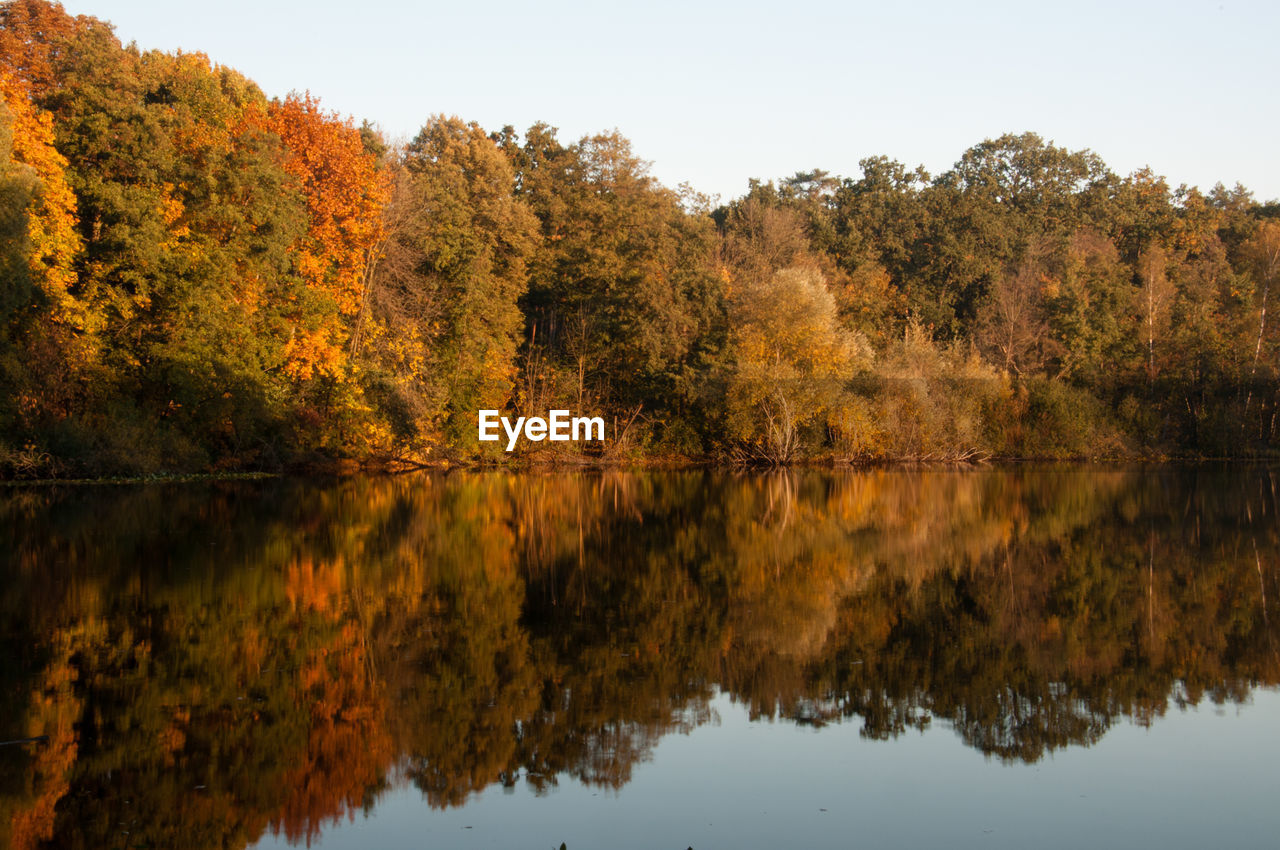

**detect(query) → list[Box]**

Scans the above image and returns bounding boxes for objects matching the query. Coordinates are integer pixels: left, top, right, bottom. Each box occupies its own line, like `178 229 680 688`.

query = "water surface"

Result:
2 467 1278 848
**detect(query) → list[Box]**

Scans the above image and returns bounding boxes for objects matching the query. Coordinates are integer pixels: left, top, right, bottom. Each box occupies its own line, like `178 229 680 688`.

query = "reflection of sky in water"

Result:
253 687 1280 850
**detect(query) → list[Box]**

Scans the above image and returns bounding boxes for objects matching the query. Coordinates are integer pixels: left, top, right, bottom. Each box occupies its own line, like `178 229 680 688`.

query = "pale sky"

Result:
58 0 1280 203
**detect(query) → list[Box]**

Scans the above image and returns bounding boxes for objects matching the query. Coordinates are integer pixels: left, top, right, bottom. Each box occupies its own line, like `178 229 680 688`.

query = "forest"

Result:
3 0 1280 477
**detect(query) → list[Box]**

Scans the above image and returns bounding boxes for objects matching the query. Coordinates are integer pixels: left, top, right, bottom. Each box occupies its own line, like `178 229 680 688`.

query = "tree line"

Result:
3 0 1280 476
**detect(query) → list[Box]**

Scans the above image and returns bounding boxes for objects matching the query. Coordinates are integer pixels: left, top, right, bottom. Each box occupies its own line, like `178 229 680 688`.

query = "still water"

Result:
2 467 1278 848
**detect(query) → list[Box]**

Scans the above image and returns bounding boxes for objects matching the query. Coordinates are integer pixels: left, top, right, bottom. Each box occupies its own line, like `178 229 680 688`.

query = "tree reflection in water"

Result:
1 467 1278 847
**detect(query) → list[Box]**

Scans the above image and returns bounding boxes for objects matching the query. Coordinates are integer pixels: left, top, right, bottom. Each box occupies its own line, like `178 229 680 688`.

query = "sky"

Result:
57 0 1280 204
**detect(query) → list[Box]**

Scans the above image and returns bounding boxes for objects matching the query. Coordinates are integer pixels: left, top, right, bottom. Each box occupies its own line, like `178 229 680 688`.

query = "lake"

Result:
2 467 1278 848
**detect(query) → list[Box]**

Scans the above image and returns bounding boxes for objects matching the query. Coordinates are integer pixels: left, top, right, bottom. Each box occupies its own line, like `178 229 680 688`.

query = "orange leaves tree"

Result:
0 69 79 316
255 93 388 384
1 1 396 471
0 61 90 463
245 93 394 459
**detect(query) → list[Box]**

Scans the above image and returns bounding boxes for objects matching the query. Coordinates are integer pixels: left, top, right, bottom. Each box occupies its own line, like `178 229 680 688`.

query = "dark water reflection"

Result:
2 467 1279 848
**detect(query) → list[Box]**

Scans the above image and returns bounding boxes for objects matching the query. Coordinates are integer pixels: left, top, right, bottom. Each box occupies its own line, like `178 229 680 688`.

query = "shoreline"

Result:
4 453 1278 487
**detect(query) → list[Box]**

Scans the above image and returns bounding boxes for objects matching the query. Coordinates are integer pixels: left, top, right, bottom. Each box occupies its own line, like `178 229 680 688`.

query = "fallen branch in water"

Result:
0 736 49 747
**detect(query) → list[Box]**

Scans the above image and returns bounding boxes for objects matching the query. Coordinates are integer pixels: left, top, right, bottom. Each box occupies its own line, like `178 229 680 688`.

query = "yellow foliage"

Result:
252 94 390 381
0 68 86 329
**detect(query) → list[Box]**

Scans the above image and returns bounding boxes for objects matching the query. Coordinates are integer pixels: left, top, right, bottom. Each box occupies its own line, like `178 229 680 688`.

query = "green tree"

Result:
512 124 722 447
399 116 538 450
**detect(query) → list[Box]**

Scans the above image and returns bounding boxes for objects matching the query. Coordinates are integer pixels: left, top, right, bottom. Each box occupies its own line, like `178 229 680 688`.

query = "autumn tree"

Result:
716 188 811 284
1 2 398 471
1241 221 1280 428
1043 229 1129 386
41 29 337 469
369 116 537 451
0 69 78 320
723 265 870 462
1136 243 1176 385
1 36 93 470
255 93 388 383
905 133 1113 336
0 88 32 322
975 242 1059 377
0 0 89 96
